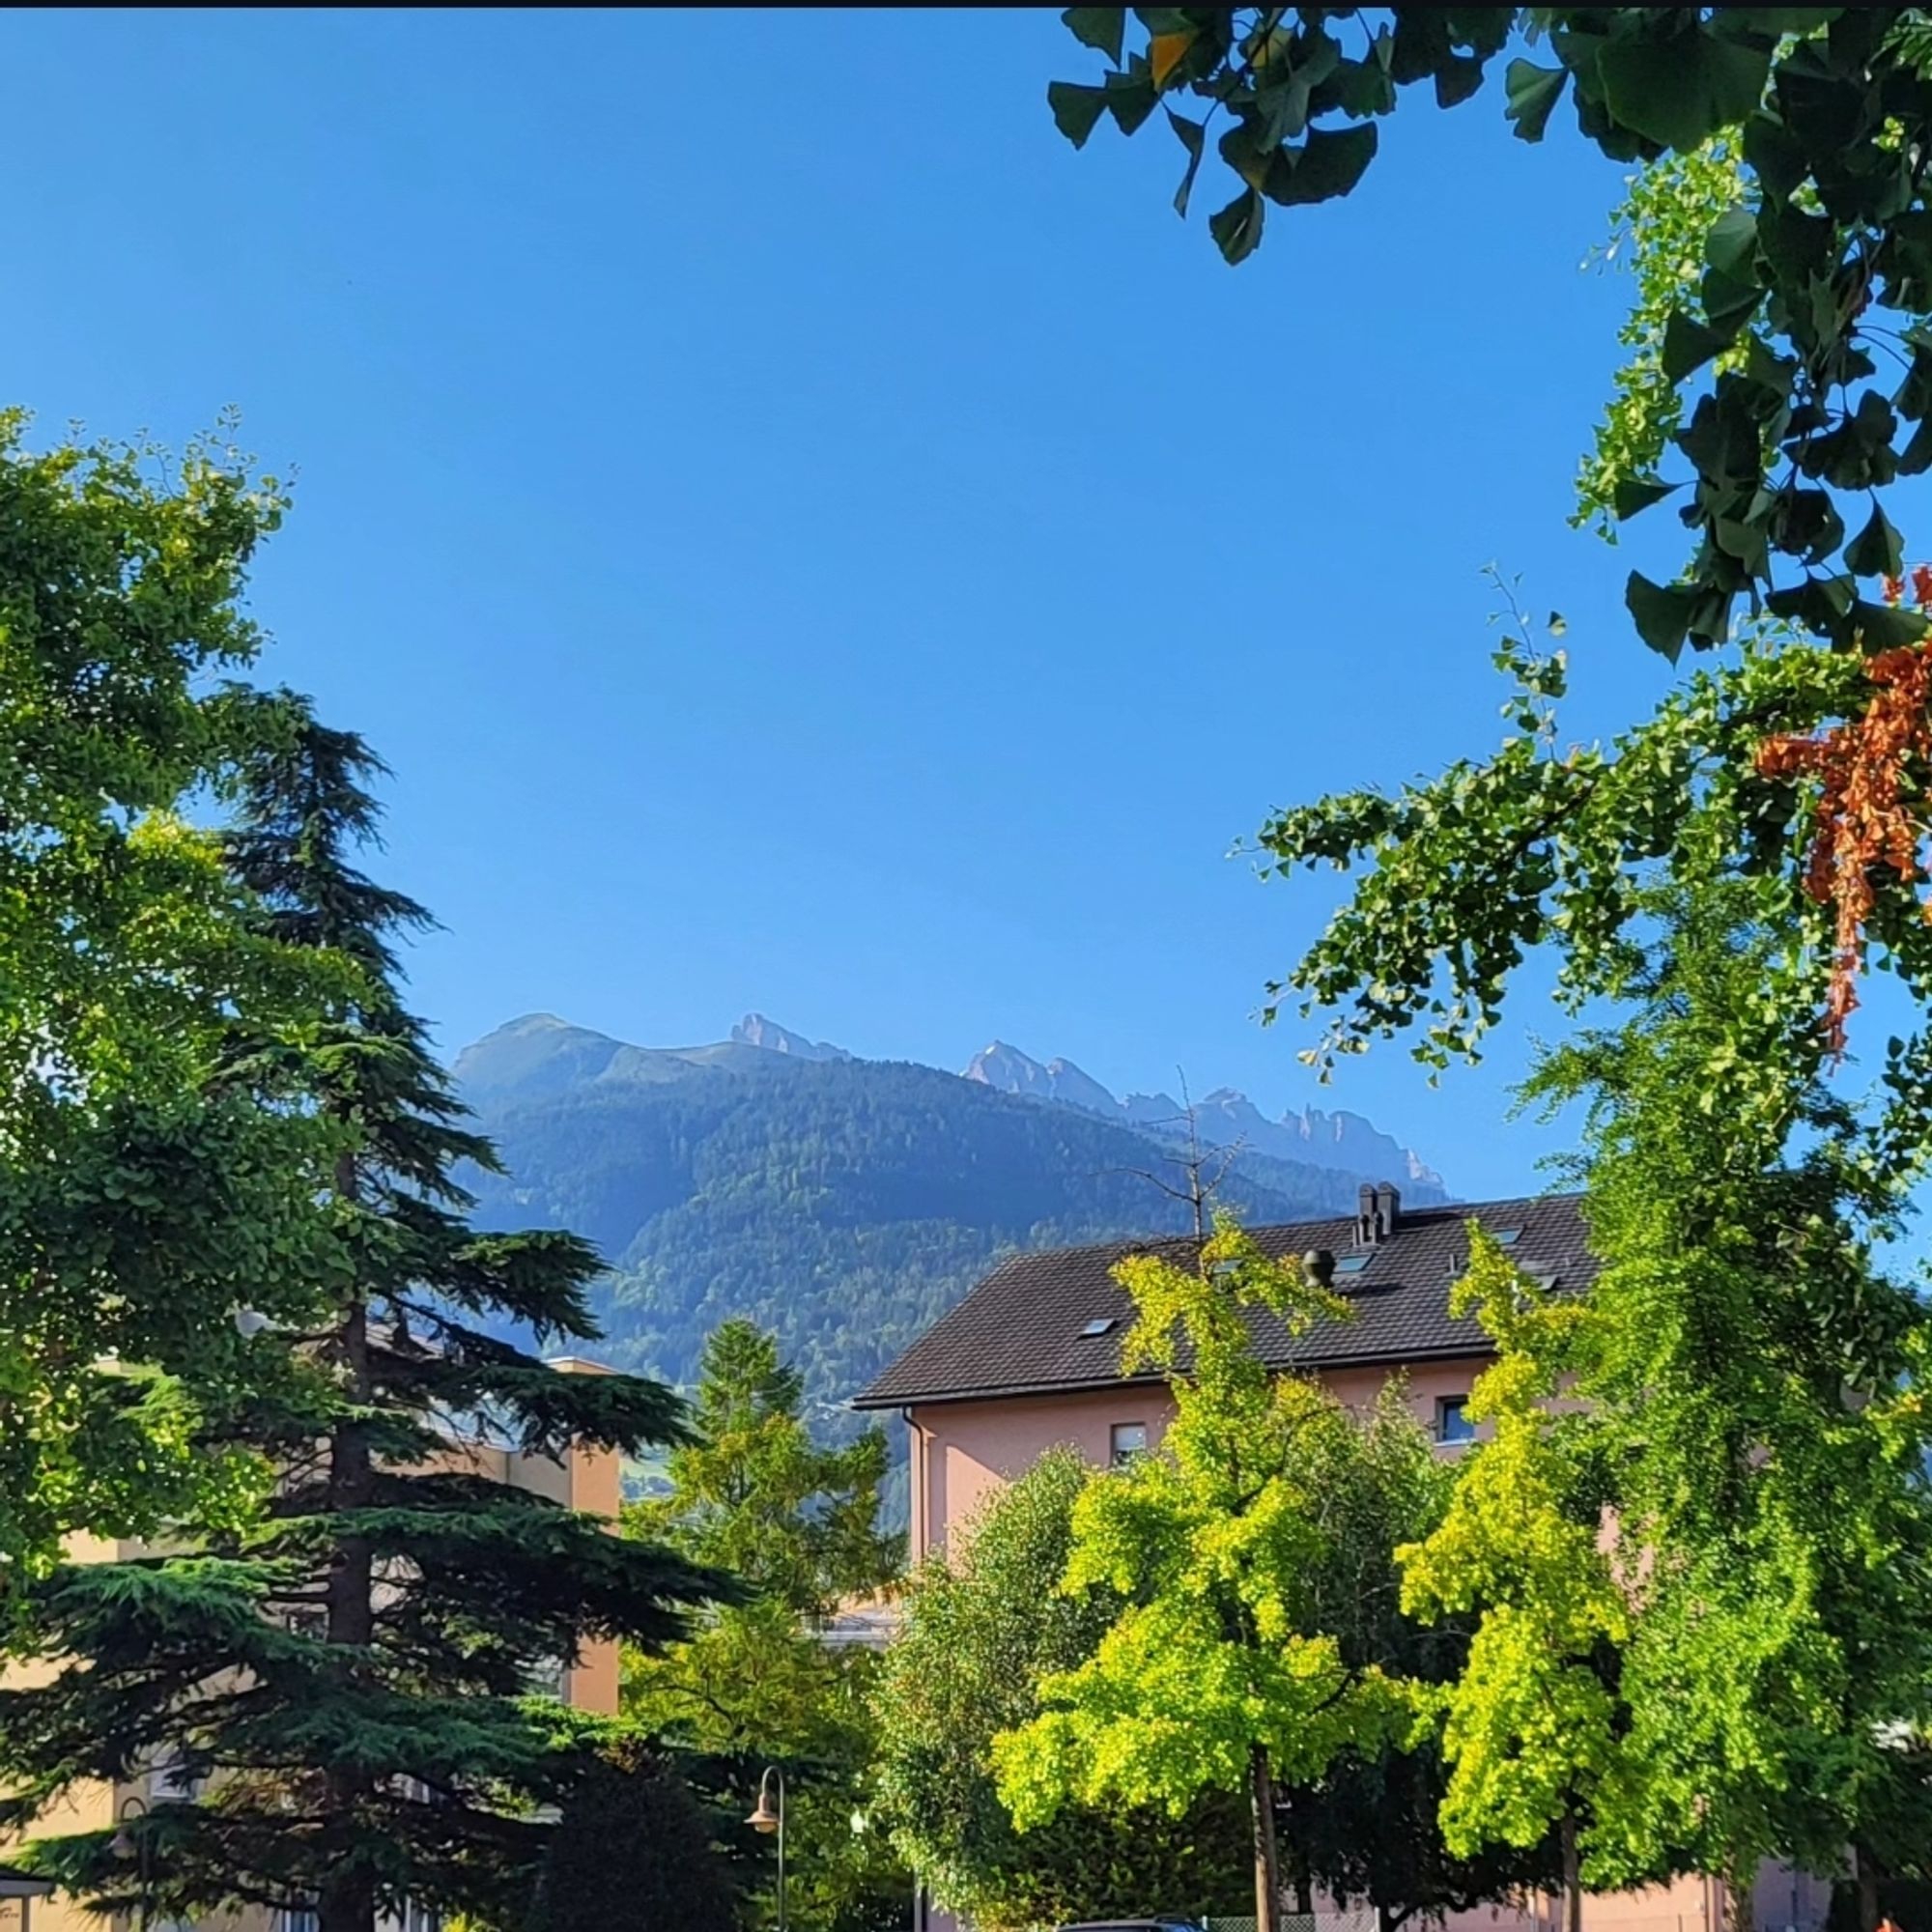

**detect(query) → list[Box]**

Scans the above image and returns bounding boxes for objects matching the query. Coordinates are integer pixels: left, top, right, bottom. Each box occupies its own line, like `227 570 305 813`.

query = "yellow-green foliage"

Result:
1397 1226 1624 1859
1574 139 1748 538
994 1213 1431 1830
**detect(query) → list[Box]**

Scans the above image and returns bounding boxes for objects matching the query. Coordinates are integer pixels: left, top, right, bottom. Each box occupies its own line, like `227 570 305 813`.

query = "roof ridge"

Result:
853 1189 1593 1411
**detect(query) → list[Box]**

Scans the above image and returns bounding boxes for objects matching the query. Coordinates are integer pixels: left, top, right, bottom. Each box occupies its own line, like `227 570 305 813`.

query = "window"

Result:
1109 1422 1148 1466
1079 1317 1118 1338
526 1655 570 1701
1490 1227 1523 1246
1435 1397 1476 1446
1333 1254 1371 1275
272 1908 318 1932
150 1749 203 1803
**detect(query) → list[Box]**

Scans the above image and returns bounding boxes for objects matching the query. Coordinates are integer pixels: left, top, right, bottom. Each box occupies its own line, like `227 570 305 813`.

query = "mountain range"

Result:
453 1012 1445 1421
958 1039 1442 1189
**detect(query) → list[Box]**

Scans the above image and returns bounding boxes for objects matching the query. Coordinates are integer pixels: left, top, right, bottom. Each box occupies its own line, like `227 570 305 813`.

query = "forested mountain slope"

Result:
457 1014 1444 1416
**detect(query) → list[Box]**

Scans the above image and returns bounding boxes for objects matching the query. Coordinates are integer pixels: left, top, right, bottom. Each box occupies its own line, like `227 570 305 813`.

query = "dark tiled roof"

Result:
852 1193 1594 1409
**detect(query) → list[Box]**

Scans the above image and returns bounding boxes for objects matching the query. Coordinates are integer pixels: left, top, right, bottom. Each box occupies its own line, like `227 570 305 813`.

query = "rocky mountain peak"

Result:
962 1042 1118 1115
960 1040 1444 1195
730 1013 852 1062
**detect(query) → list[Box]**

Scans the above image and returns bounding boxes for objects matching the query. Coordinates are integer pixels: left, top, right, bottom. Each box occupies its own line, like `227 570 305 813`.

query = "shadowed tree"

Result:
0 702 724 1932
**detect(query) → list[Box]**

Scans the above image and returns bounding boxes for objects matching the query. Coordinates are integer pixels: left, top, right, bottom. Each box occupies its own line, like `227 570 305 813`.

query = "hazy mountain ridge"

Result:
454 1013 1446 1414
959 1038 1444 1190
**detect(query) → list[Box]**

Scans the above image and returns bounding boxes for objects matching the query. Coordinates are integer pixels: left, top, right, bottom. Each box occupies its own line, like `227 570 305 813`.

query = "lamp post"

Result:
747 1767 785 1932
109 1796 151 1932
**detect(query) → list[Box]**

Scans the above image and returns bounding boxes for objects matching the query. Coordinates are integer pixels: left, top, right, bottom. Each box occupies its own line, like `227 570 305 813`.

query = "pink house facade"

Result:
855 1187 1837 1932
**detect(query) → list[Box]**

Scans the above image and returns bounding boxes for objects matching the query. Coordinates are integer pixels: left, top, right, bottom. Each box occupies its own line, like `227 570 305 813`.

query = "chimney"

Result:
1356 1182 1401 1246
1377 1181 1401 1240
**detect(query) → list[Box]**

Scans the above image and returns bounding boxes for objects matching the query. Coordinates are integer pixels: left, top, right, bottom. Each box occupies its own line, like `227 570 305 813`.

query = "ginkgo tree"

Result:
1037 8 1932 1116
1396 1226 1627 1932
1402 875 1932 1932
991 1215 1441 1932
1520 878 1932 1928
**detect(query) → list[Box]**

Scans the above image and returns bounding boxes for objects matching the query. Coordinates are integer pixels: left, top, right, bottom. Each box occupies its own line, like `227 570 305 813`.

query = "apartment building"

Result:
854 1187 1835 1932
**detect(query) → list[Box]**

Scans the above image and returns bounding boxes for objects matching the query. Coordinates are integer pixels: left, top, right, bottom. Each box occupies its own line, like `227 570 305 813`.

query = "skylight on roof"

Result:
1491 1228 1522 1245
1334 1254 1372 1275
1080 1317 1119 1338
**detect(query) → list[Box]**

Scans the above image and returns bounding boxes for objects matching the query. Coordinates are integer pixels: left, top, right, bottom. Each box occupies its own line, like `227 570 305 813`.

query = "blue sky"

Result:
0 10 1800 1201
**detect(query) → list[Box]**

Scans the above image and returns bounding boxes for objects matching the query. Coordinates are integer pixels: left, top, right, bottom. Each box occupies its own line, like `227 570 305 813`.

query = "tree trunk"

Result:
1280 1796 1313 1922
1855 1843 1882 1932
1560 1811 1582 1932
1250 1745 1283 1932
1724 1854 1755 1932
319 1153 378 1932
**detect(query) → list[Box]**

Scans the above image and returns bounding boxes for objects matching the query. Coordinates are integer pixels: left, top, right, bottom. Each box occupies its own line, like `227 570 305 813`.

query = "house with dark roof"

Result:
855 1183 1595 1558
859 1185 1839 1932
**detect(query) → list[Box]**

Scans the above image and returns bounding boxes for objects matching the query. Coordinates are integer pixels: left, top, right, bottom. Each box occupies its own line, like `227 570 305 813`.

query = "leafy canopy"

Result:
1051 9 1932 659
1397 1225 1627 1863
628 1317 896 1620
1401 876 1932 1891
874 1449 1251 1932
991 1217 1430 1828
0 412 343 1582
1521 879 1932 1888
526 1739 745 1932
0 706 721 1932
1047 10 1932 1088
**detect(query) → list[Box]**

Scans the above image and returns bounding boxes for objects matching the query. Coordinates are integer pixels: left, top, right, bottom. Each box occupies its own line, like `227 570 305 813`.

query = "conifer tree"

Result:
626 1318 905 1932
0 702 723 1932
628 1317 897 1619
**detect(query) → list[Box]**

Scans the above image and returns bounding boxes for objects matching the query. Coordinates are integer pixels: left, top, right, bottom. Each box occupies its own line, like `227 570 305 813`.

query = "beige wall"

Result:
906 1355 1491 1558
443 1355 626 1717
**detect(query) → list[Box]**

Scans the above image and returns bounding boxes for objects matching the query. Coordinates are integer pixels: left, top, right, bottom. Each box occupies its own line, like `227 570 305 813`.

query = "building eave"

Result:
851 1342 1496 1412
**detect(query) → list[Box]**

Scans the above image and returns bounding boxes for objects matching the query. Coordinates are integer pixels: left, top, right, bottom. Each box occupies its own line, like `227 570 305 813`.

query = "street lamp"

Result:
746 1767 785 1932
109 1796 151 1932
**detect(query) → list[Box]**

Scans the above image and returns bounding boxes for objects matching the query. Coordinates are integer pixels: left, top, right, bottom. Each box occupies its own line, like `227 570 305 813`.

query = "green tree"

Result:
990 1216 1432 1932
1048 9 1932 650
1402 880 1932 1932
0 412 337 1583
1522 882 1932 1920
0 705 722 1932
629 1317 897 1617
1285 1737 1564 1932
1040 18 1932 1926
875 1448 1251 1932
625 1320 907 1932
1039 9 1932 1126
527 1738 745 1932
1397 1226 1631 1932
